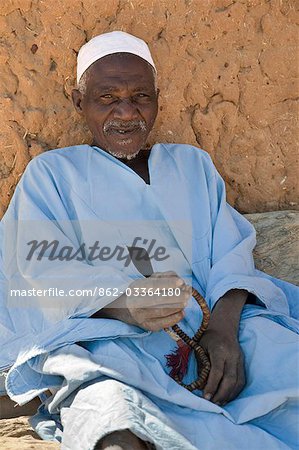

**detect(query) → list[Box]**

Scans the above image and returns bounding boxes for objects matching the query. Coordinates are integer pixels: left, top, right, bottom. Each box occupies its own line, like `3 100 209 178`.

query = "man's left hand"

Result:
196 289 248 406
198 328 246 406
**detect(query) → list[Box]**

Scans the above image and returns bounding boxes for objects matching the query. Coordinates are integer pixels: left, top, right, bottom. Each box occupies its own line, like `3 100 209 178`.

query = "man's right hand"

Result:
125 271 192 331
92 271 192 331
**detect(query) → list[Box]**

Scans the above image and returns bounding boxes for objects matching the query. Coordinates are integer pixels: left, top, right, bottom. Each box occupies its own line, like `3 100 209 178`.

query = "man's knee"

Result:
94 429 155 450
95 379 128 400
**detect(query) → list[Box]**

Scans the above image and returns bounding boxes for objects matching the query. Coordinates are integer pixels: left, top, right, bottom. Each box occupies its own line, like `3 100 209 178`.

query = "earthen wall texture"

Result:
0 0 298 218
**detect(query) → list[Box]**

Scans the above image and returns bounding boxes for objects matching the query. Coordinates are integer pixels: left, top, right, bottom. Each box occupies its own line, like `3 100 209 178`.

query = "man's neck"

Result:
120 148 151 184
92 142 152 184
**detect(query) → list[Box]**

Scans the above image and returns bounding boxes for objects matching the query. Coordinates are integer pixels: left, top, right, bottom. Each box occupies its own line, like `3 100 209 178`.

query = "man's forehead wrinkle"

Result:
90 71 153 82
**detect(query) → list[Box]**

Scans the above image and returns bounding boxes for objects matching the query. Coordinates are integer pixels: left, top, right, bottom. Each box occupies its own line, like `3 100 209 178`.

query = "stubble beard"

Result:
102 119 147 160
107 149 141 160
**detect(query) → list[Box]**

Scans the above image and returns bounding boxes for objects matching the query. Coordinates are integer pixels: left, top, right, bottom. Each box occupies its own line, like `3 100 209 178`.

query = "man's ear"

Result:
72 89 84 114
156 88 160 99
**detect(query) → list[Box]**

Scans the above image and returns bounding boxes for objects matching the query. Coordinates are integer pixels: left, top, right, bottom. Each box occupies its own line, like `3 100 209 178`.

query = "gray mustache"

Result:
103 120 147 133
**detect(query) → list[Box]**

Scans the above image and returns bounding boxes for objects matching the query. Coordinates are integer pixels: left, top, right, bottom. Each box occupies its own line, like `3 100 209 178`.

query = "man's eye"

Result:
98 94 117 104
133 93 151 102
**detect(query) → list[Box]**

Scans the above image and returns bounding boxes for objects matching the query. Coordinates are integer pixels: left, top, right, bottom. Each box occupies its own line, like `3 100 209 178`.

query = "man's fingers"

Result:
211 353 246 405
141 310 185 331
224 376 245 406
151 271 178 278
199 334 246 406
127 286 191 308
127 294 190 310
203 359 225 401
126 272 192 330
149 272 186 288
222 357 246 405
137 305 185 320
150 272 184 285
210 364 238 405
132 276 184 292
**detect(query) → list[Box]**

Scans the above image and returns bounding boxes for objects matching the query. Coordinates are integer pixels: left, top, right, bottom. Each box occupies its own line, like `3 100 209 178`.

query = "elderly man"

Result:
0 31 298 450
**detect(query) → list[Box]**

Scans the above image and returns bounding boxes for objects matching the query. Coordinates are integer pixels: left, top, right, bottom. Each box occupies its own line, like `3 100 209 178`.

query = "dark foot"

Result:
94 429 155 450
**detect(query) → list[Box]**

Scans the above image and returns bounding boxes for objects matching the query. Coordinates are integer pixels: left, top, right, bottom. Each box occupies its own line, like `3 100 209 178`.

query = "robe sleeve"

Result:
204 157 290 315
1 156 136 327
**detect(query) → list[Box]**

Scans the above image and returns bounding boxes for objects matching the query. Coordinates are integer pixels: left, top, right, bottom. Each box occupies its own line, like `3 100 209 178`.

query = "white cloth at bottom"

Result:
59 377 196 450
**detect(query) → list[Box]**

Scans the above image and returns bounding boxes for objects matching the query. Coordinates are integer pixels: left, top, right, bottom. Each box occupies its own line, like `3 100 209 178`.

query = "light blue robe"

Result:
0 144 298 449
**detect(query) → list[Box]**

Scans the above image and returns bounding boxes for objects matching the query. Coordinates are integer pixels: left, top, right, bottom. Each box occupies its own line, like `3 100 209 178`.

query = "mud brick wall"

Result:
0 0 298 217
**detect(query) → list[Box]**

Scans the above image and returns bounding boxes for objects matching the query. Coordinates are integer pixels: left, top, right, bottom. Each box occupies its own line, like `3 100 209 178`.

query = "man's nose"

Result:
113 98 139 120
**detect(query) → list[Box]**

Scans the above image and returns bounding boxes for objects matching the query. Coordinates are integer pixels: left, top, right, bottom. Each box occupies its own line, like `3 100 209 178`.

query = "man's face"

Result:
72 53 158 158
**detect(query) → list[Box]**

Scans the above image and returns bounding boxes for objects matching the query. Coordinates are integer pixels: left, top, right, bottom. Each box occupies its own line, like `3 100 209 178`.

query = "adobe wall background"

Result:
0 0 298 218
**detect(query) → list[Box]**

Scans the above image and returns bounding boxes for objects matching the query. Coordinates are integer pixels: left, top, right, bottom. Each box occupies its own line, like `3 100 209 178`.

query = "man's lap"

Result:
27 313 298 449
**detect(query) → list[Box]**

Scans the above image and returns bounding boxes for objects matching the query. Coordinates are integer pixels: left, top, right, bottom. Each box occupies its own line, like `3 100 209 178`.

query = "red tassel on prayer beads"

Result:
165 339 192 382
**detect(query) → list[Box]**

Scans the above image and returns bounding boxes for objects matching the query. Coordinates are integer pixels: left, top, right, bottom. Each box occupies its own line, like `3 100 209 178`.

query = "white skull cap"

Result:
77 30 156 84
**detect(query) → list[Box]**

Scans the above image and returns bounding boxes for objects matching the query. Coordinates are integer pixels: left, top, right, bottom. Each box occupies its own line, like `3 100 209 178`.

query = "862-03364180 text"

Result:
9 287 183 298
